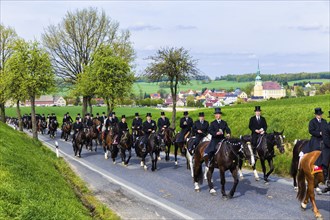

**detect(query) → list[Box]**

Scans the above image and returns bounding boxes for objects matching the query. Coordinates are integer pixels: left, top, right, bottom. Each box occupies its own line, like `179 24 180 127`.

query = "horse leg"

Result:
143 156 147 170
220 168 228 199
125 149 131 165
207 166 216 195
186 151 194 177
306 176 322 218
166 144 170 161
252 162 260 181
238 159 244 180
121 148 125 164
174 143 178 165
151 152 156 172
229 168 239 198
193 161 202 192
260 158 267 182
265 159 274 182
78 144 82 158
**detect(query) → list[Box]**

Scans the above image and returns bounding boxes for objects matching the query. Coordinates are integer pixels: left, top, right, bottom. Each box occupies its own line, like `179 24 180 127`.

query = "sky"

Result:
1 0 329 78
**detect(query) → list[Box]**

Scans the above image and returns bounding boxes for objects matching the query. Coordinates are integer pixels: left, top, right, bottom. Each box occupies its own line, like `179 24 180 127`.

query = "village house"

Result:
24 95 66 107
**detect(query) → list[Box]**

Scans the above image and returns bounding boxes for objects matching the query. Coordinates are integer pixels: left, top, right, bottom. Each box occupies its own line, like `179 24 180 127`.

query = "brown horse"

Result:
86 120 101 151
37 119 47 135
297 151 325 219
102 126 119 163
62 122 72 141
174 131 191 166
119 130 133 166
73 130 86 158
159 127 175 161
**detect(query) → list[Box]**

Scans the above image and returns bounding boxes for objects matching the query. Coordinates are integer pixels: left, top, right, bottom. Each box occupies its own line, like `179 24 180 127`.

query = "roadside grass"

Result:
0 122 119 220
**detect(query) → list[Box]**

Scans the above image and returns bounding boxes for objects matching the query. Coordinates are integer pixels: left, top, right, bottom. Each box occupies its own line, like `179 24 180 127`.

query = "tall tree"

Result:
6 40 55 139
0 24 18 122
42 7 135 117
145 47 199 128
78 45 134 114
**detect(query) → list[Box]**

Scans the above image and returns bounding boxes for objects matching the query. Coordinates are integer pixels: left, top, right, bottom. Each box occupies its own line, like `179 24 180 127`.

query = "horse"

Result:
158 127 175 161
49 120 58 139
136 132 162 171
237 135 256 179
62 122 72 141
251 130 285 183
206 138 255 199
72 130 86 158
102 125 119 163
297 151 326 219
173 131 191 166
85 121 100 152
119 130 133 166
132 125 144 148
290 139 309 190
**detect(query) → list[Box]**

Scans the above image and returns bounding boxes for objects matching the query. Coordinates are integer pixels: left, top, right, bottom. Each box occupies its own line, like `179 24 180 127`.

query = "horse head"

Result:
240 136 255 166
157 133 166 151
273 130 285 154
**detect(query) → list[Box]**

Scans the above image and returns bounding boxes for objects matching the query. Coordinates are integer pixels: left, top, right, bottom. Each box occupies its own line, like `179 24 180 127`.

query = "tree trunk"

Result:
0 102 5 123
16 100 23 131
170 80 177 130
106 98 111 115
82 96 88 117
88 97 93 114
30 96 38 140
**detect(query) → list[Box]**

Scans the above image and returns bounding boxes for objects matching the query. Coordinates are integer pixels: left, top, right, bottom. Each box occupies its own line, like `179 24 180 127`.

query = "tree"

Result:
0 24 18 122
145 47 199 128
42 7 134 117
6 40 55 139
79 44 134 114
186 95 195 107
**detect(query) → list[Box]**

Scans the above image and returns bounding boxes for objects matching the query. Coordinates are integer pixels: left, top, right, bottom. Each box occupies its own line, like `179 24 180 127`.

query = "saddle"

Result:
184 131 191 140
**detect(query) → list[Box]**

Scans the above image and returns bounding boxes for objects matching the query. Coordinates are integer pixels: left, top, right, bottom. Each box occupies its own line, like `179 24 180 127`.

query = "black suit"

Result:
132 117 143 128
141 120 157 145
320 122 330 168
118 121 128 142
157 117 170 132
192 120 209 146
249 115 268 148
205 119 231 155
303 118 327 153
176 117 193 143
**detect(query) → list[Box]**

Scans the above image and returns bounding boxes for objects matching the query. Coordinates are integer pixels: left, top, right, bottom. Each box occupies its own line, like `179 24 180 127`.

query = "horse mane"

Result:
226 138 242 145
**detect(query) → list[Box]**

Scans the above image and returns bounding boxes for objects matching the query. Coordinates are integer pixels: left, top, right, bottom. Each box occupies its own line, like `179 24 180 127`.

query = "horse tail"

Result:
296 167 306 202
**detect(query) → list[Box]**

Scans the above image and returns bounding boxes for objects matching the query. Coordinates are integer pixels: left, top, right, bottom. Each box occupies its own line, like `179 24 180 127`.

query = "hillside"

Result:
0 122 118 219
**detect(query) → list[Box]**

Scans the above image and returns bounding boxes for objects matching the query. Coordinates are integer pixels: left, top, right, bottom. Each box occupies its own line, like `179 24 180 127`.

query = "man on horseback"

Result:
118 115 129 143
132 113 143 147
176 111 193 144
102 113 115 143
157 112 170 135
203 108 231 167
41 113 46 122
249 106 267 158
191 112 209 152
321 111 330 192
141 113 157 152
72 117 83 142
61 112 73 138
112 112 119 124
84 113 93 128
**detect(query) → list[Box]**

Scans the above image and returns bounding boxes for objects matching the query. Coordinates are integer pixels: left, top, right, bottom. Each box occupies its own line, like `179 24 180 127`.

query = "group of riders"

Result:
6 106 329 193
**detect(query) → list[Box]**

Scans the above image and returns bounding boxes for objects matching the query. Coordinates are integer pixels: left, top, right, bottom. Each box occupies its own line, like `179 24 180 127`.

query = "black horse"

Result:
162 127 175 161
49 120 58 139
207 138 255 199
237 135 256 179
73 130 86 158
119 130 133 166
251 130 285 183
136 133 162 171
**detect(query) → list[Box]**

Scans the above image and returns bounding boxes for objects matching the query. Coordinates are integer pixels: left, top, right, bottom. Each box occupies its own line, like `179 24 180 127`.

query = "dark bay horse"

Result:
207 138 255 199
251 131 285 183
297 151 325 219
237 135 256 179
73 130 86 158
102 126 119 164
290 139 309 190
119 130 133 166
136 133 162 171
174 131 191 166
37 120 47 135
85 120 101 152
62 122 72 141
161 127 175 161
49 120 58 139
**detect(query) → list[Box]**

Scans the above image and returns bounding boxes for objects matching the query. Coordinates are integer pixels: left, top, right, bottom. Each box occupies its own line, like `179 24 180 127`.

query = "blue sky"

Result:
1 0 329 78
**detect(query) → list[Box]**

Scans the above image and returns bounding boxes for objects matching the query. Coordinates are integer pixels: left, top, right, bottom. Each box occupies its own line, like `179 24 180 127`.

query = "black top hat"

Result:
135 112 139 116
146 113 152 117
96 113 99 116
109 113 113 117
314 108 324 115
161 112 165 116
254 106 262 112
199 112 205 117
77 113 81 116
86 113 90 116
183 111 189 116
112 112 116 115
75 117 80 121
52 113 55 115
66 112 69 114
214 108 222 114
122 115 126 119
102 112 105 114
91 114 94 117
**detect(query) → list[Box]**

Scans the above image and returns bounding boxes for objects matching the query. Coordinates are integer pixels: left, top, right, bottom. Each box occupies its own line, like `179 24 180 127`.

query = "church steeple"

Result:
255 60 261 81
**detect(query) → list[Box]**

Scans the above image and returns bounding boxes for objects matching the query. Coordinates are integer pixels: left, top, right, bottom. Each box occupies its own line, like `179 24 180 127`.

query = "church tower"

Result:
253 61 263 97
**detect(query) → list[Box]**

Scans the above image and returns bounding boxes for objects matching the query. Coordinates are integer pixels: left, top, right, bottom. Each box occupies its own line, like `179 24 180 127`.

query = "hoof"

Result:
316 187 322 195
222 195 228 200
301 202 307 210
140 161 144 167
122 161 125 165
113 161 116 164
255 177 260 181
175 161 178 166
209 188 217 196
239 175 244 180
264 181 270 185
315 214 323 220
294 186 298 192
158 156 161 161
144 165 147 170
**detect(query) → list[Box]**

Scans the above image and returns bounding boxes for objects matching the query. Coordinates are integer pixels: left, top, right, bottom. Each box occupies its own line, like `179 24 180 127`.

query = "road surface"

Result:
23 129 330 219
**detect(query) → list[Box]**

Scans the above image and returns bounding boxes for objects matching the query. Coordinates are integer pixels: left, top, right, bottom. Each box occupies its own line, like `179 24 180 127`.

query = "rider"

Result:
77 113 82 122
176 111 193 144
72 117 83 143
112 112 119 124
84 113 93 128
41 113 46 122
118 115 129 143
203 108 231 167
132 113 143 147
191 112 209 152
321 111 330 193
100 112 106 126
157 112 170 135
141 113 157 152
249 106 267 158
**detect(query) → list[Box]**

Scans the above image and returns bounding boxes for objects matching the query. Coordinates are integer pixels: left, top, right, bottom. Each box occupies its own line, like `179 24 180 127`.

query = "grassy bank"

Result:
0 122 119 220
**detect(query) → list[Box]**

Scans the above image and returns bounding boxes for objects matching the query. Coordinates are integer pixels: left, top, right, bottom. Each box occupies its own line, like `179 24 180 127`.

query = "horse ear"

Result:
239 135 242 139
281 129 284 134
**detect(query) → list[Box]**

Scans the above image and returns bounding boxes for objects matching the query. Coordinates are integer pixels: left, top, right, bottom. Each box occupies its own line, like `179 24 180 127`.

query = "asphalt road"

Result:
24 129 330 219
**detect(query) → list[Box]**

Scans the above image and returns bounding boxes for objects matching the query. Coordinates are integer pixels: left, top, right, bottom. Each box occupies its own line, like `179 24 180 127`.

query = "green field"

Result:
0 122 119 220
133 80 252 95
287 78 330 85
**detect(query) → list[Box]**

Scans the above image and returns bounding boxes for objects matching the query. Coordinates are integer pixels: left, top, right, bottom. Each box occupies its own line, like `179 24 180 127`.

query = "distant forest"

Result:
216 72 330 83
